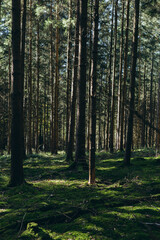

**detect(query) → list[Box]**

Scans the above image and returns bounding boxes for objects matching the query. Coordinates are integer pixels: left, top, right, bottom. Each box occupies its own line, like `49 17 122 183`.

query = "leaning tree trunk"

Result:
75 0 88 168
124 0 140 165
10 0 24 186
89 0 99 185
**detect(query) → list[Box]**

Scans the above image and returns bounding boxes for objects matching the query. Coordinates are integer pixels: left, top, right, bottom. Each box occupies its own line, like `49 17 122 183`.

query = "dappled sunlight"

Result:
1 151 160 239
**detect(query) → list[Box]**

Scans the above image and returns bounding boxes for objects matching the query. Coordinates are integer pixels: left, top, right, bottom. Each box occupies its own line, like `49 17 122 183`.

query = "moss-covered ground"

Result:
1 149 160 239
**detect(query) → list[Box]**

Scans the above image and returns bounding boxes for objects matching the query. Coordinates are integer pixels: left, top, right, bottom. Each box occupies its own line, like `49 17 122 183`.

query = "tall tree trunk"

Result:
109 0 118 153
21 0 27 158
75 0 88 168
105 0 114 151
50 0 54 154
35 16 40 153
120 0 130 151
87 0 93 151
116 0 124 150
10 0 24 186
66 0 72 151
8 47 11 154
141 63 146 148
89 0 99 185
124 0 140 165
66 0 80 162
53 0 59 154
156 73 160 153
27 0 32 154
149 53 154 147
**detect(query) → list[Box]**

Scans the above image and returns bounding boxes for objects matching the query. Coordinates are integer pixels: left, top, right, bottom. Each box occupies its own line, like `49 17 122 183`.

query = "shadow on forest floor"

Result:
1 149 160 240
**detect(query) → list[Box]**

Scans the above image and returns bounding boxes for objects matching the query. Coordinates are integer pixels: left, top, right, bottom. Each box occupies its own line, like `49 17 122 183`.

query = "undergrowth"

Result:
1 149 160 240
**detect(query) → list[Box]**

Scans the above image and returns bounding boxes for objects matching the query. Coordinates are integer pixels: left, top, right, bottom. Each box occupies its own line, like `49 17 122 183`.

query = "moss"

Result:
1 150 160 240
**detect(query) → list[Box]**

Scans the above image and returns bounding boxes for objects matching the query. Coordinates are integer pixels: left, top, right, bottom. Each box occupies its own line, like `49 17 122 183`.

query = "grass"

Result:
1 149 160 239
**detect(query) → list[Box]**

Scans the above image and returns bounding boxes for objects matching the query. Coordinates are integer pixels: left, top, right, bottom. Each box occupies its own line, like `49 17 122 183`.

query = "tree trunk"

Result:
105 0 114 151
141 63 146 148
10 0 24 186
35 13 40 153
87 0 93 151
53 0 59 154
120 0 130 152
124 0 140 165
149 53 154 147
116 0 124 150
156 73 160 153
66 0 72 151
20 0 27 158
8 47 11 154
89 0 99 185
109 0 118 153
75 0 88 168
27 0 32 154
66 0 80 162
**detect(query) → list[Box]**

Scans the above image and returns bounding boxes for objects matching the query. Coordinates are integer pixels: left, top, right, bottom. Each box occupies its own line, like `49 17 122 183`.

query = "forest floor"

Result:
1 149 160 240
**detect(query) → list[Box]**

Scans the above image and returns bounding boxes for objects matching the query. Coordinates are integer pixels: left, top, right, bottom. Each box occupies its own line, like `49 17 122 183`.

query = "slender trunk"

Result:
66 0 72 150
21 0 27 158
8 47 11 154
89 0 99 184
87 0 93 151
10 0 24 186
28 0 32 154
149 53 154 147
66 0 80 161
50 0 54 154
116 0 124 150
106 0 114 151
75 0 88 168
120 0 130 151
124 0 140 165
35 18 40 153
43 79 46 151
141 63 146 148
109 0 118 153
156 73 160 153
53 0 59 154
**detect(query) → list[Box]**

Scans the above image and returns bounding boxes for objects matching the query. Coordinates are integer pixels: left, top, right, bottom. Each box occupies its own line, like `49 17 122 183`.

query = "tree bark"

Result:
66 0 73 151
124 0 140 165
66 0 80 162
27 0 32 154
75 0 88 168
10 0 24 186
35 15 40 153
105 0 114 151
53 0 59 154
120 0 130 152
109 0 118 153
89 0 99 185
116 0 124 150
8 47 11 154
